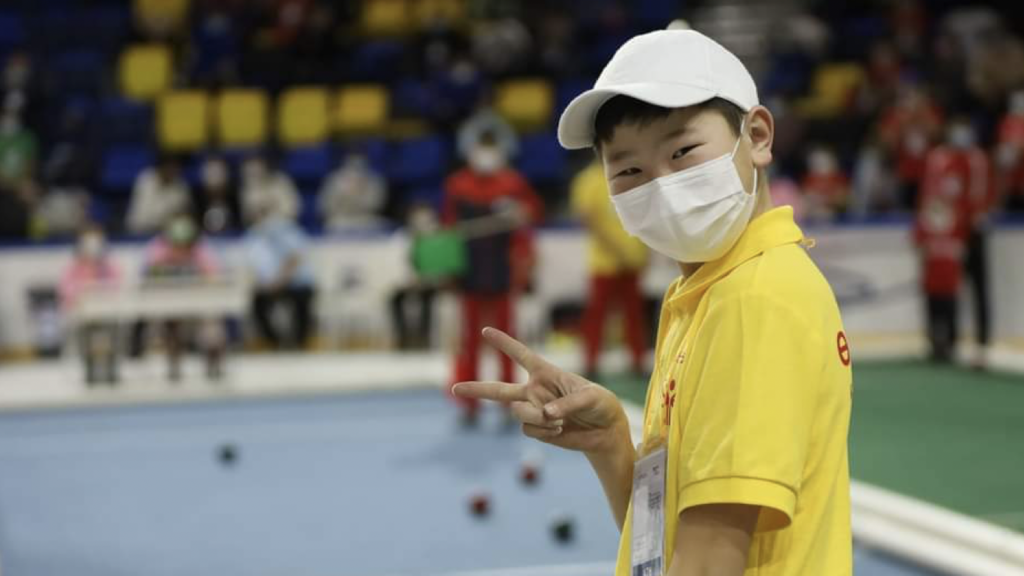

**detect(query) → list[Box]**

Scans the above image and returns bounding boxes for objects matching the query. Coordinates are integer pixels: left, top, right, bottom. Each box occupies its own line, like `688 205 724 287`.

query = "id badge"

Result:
631 445 666 576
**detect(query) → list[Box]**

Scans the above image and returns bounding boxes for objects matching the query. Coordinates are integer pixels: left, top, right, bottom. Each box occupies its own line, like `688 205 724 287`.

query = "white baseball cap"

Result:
557 29 759 150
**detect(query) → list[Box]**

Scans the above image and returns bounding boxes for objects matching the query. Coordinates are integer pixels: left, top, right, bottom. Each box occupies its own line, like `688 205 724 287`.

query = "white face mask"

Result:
611 123 757 263
469 147 505 175
80 234 105 259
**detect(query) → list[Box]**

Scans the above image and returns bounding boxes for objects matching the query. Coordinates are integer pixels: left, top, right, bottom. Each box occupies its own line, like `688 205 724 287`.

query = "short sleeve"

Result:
675 291 821 531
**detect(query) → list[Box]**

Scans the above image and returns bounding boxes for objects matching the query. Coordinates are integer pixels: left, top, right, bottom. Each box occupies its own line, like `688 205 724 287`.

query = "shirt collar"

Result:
665 206 806 308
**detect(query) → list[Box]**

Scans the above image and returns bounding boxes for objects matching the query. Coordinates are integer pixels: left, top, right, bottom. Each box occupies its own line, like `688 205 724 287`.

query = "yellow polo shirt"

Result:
614 206 853 575
570 162 648 276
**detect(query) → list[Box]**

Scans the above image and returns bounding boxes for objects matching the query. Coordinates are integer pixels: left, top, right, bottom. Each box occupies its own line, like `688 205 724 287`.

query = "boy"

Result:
455 30 852 575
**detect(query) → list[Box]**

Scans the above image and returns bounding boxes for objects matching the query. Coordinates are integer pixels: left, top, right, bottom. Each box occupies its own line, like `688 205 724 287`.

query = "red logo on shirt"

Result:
837 331 851 366
662 379 676 425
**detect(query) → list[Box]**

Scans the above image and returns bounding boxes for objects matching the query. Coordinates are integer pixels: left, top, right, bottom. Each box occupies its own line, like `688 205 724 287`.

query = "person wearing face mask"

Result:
318 151 388 232
800 146 850 222
127 155 192 235
455 30 852 576
442 130 543 426
916 119 994 367
995 90 1024 212
143 214 225 381
240 153 300 227
195 156 242 236
60 224 121 385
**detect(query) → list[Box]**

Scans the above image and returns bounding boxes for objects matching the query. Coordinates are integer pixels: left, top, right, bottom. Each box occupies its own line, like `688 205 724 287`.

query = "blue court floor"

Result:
0 389 945 576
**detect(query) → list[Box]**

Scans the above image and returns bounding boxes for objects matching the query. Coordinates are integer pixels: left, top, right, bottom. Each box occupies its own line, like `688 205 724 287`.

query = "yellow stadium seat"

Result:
157 90 209 152
495 79 554 131
335 85 390 135
119 44 173 101
134 0 190 34
277 87 330 147
413 0 465 28
216 89 270 148
362 0 411 36
797 63 866 118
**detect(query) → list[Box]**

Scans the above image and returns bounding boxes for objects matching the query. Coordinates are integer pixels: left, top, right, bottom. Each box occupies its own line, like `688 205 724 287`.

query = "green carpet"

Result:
602 360 1024 533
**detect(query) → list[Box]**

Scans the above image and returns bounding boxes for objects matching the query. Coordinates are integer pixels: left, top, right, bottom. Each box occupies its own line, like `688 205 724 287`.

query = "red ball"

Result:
520 463 539 485
469 492 490 516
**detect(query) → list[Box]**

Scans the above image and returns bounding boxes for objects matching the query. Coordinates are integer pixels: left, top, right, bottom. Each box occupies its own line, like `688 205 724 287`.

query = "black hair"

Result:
592 96 746 150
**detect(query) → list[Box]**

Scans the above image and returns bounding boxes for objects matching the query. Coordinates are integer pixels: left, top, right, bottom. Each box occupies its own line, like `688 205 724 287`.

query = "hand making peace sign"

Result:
453 327 630 455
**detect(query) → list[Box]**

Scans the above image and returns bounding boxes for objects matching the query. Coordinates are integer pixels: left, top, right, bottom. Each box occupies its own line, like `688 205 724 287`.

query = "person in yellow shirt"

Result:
455 29 852 576
571 161 649 379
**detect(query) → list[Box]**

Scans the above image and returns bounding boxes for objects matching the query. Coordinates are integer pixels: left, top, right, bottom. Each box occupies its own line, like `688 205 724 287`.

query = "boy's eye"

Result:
672 145 698 160
615 167 641 178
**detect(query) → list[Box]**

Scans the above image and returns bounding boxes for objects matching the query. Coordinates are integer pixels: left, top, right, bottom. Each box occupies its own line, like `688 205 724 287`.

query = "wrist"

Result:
585 413 634 462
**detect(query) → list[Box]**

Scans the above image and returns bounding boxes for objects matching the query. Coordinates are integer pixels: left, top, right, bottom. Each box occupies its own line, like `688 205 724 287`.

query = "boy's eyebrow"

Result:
606 148 636 165
660 126 691 142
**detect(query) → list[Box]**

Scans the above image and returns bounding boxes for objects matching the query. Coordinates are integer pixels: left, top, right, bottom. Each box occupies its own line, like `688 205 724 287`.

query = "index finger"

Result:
452 380 528 403
482 327 548 373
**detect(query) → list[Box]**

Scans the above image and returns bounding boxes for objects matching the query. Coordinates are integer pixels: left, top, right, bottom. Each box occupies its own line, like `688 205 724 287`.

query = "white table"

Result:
71 278 249 324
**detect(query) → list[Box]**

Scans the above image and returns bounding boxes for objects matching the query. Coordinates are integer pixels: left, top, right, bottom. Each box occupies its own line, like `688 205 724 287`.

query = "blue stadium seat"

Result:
516 132 567 184
407 186 445 211
391 79 431 118
636 0 679 27
556 78 592 119
52 50 105 96
100 146 155 194
299 188 322 234
100 98 153 144
387 135 450 186
342 138 389 174
0 13 25 50
346 40 406 82
82 6 131 54
284 144 336 186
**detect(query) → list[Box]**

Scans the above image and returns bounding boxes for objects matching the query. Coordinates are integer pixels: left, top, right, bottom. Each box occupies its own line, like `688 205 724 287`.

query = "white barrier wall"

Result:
0 224 1021 352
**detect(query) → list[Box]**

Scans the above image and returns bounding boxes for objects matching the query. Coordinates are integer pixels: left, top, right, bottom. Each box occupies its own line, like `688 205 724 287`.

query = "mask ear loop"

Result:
732 116 758 196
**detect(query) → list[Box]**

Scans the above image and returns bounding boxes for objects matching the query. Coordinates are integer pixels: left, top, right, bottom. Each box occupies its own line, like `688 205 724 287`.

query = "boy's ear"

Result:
747 105 774 169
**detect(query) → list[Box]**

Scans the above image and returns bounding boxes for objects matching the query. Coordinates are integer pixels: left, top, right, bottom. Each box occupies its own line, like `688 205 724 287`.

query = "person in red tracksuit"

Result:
914 119 993 365
444 131 543 424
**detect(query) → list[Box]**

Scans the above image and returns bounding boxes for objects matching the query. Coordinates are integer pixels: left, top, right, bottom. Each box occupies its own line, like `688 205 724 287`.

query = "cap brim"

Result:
556 82 718 149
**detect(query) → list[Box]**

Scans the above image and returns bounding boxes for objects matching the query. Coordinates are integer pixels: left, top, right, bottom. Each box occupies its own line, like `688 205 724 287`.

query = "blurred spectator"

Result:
443 130 543 424
916 119 993 366
59 225 121 385
768 171 806 222
995 90 1024 211
240 153 299 226
1 51 43 134
0 179 35 240
142 214 226 381
570 160 646 380
890 0 927 57
244 200 315 350
801 146 850 221
457 97 520 161
967 32 1024 108
189 0 244 86
471 17 532 76
849 143 900 218
195 156 242 235
878 83 944 208
390 203 443 351
0 110 37 188
318 152 387 231
858 42 903 114
127 155 192 235
35 181 89 239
